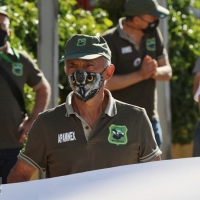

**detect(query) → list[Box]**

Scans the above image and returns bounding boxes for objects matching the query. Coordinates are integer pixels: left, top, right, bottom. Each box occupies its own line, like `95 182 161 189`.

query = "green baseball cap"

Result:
124 0 169 19
59 34 111 63
0 6 8 17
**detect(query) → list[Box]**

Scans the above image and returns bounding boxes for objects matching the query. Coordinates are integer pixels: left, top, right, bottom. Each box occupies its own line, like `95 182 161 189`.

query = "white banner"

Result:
2 157 200 199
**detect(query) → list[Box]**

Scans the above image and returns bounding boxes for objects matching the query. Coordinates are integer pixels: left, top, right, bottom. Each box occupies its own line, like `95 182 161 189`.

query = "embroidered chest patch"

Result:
146 38 156 51
12 63 23 76
108 124 128 146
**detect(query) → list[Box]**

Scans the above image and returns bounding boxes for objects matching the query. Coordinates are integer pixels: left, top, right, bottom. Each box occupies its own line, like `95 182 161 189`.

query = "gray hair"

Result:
103 57 111 68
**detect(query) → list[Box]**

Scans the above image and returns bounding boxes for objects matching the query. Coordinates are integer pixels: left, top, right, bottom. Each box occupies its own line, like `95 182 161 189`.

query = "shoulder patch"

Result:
146 38 156 51
12 63 23 76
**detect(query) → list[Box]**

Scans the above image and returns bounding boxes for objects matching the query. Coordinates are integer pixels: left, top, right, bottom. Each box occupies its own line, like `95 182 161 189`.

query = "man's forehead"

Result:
141 14 158 20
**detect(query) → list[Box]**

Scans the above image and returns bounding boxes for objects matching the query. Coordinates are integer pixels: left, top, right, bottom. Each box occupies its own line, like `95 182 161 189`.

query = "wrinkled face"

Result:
65 57 107 102
65 57 106 75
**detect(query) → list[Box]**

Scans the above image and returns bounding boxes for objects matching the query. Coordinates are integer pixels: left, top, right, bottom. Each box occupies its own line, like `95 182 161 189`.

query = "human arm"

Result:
151 155 161 161
106 54 172 91
19 77 51 143
106 55 157 91
139 109 162 162
193 72 200 112
7 160 37 183
151 56 172 81
12 115 47 183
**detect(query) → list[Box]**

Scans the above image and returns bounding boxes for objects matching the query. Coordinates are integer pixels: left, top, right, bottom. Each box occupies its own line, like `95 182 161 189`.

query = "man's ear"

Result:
64 62 68 75
8 29 11 36
105 64 115 81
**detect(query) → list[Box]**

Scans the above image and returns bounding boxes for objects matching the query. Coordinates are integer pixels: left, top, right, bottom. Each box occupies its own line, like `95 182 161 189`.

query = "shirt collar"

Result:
4 42 14 55
117 17 137 47
65 89 117 117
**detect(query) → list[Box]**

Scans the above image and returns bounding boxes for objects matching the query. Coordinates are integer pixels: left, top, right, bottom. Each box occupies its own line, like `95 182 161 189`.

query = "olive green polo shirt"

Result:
18 90 161 178
103 18 167 120
0 44 44 149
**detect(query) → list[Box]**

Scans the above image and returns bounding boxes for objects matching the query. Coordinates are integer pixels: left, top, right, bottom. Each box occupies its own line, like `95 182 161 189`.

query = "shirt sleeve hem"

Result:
18 152 46 172
139 146 162 163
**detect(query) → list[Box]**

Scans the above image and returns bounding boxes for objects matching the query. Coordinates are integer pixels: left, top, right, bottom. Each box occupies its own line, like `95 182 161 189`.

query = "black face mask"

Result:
140 18 160 34
0 27 8 48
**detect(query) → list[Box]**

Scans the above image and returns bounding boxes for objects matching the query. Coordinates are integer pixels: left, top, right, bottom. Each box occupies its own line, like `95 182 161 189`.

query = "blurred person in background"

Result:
0 7 51 184
192 56 200 157
103 0 172 148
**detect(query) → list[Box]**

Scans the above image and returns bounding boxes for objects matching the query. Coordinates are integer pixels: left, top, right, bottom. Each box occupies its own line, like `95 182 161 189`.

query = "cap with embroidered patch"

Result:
59 34 111 63
124 0 169 19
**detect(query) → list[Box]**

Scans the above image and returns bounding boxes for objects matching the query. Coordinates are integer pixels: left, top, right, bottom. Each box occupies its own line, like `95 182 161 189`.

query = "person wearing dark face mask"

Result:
8 34 161 183
103 0 172 148
0 7 51 184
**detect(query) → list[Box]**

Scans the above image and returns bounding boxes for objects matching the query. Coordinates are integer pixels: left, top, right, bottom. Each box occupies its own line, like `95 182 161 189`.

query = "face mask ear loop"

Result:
101 66 108 75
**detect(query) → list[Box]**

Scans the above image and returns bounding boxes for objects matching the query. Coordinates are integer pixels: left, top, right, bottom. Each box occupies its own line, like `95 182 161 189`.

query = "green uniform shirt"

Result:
18 90 162 178
103 18 167 120
0 45 44 149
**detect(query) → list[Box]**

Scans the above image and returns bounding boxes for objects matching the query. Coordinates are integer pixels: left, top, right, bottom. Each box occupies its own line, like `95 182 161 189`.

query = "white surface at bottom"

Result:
2 157 200 200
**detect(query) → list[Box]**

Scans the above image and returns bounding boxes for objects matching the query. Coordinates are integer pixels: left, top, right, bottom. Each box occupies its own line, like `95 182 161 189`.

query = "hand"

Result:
139 55 158 80
18 117 32 143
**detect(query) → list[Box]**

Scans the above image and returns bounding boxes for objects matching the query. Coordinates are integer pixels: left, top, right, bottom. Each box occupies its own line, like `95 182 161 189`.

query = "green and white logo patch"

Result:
12 63 23 76
77 38 86 46
146 38 156 51
108 124 128 146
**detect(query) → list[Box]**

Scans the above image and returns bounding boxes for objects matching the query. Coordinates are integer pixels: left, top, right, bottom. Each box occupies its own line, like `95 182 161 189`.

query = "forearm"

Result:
106 71 144 91
152 65 172 81
151 155 161 161
29 80 51 122
7 160 36 183
29 91 49 122
7 169 31 183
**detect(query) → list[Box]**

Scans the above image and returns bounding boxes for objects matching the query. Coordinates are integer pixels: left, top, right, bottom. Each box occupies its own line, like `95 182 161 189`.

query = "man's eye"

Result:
87 64 94 68
71 76 76 83
87 74 95 82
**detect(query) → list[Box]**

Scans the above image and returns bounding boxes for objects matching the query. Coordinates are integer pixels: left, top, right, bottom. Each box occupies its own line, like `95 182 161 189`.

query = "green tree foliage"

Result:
0 0 112 113
168 0 200 144
95 0 126 25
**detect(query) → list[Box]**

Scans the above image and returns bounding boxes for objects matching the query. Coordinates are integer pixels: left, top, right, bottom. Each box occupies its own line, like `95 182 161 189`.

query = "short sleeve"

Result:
20 51 44 88
18 115 47 172
194 81 200 102
139 109 162 162
156 28 167 60
192 57 200 73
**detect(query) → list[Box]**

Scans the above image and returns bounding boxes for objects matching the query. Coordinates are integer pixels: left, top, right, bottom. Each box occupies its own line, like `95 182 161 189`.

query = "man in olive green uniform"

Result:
8 34 161 182
103 0 172 148
0 8 51 184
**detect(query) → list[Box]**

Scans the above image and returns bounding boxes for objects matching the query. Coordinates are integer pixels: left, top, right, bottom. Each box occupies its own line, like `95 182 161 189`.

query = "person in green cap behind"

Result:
103 0 172 149
0 7 51 184
8 34 161 183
